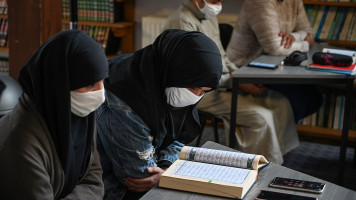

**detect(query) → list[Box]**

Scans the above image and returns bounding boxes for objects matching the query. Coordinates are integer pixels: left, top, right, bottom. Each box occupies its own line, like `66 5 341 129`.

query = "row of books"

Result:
0 18 7 47
305 5 356 41
62 0 115 22
0 58 8 74
299 92 356 130
62 24 110 50
0 0 6 15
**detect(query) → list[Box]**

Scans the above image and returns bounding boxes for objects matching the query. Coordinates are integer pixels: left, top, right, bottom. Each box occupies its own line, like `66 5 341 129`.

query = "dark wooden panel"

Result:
8 0 62 80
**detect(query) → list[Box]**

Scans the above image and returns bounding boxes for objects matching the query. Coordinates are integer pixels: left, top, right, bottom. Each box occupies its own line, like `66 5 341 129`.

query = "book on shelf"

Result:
315 6 329 40
333 95 341 129
337 95 345 130
312 5 325 37
327 7 342 40
0 58 8 74
339 8 355 40
300 92 347 130
319 6 338 41
62 0 115 22
159 146 269 199
333 7 347 40
317 93 326 127
328 93 336 129
350 11 356 40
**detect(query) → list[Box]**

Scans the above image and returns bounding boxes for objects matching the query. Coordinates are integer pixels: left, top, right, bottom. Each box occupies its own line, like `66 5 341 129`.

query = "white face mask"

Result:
165 87 204 108
70 88 105 117
196 0 222 19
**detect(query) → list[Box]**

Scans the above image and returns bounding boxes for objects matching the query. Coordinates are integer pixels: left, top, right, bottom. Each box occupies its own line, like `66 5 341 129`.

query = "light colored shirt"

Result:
162 0 237 88
226 0 312 67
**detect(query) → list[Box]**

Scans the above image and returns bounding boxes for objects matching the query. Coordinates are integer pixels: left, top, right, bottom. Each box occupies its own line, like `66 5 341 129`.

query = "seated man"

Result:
162 0 299 165
226 0 323 121
95 29 223 200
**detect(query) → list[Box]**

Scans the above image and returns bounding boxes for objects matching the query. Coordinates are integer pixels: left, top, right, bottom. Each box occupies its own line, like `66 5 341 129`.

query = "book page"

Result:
181 146 256 169
172 160 250 185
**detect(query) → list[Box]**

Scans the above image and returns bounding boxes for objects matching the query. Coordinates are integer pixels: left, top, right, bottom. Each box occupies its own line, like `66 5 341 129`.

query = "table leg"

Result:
229 78 239 148
337 78 354 185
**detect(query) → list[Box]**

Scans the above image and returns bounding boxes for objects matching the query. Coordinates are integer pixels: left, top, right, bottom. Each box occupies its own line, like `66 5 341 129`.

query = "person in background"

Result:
226 0 323 121
162 0 299 165
0 30 107 199
95 29 222 200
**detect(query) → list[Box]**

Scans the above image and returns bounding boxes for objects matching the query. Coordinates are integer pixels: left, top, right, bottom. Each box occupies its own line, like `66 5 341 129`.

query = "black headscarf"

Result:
105 29 222 148
18 30 108 197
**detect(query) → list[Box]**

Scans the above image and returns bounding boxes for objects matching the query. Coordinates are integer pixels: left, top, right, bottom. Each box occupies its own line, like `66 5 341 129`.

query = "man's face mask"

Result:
196 0 222 19
70 88 105 117
165 87 204 108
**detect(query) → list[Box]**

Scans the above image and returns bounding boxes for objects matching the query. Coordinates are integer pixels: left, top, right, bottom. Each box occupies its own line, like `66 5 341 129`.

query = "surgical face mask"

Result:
196 0 222 19
165 87 204 108
70 88 105 117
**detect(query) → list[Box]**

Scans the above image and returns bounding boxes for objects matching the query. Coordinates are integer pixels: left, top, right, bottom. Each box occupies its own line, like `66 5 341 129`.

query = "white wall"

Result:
134 0 243 50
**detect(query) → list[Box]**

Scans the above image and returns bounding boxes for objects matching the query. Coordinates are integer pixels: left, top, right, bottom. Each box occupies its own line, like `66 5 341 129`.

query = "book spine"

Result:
2 19 7 47
109 0 114 23
0 18 5 47
333 95 341 129
347 10 356 40
327 7 341 40
102 27 110 50
310 5 320 31
334 7 348 40
323 93 331 128
319 6 337 40
315 6 329 41
338 95 345 130
339 8 354 40
317 93 326 127
328 94 336 129
351 10 356 40
312 6 325 37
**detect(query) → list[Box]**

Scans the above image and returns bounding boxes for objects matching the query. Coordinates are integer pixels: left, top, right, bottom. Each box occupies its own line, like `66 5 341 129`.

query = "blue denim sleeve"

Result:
156 141 184 168
96 91 158 185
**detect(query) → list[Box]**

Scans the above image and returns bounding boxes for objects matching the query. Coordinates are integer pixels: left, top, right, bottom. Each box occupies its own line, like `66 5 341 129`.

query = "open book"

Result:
159 146 269 199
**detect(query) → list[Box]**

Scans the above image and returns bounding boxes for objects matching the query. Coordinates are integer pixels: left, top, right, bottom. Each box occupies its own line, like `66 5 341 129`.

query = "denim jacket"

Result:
95 90 184 199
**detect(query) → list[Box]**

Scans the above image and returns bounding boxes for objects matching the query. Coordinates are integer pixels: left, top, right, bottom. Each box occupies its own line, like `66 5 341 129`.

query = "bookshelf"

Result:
61 0 135 57
4 0 135 80
299 1 356 145
304 0 356 48
297 89 356 147
298 125 356 147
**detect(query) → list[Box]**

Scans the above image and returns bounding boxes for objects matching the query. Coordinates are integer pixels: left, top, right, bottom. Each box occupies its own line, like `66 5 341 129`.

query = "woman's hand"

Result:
124 167 166 192
279 31 295 49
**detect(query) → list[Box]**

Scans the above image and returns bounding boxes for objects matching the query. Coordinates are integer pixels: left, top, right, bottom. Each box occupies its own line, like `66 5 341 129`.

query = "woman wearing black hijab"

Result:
96 29 222 200
0 30 108 199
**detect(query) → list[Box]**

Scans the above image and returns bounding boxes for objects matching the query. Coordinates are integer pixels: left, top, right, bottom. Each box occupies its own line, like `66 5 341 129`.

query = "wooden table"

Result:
228 43 355 185
140 141 356 200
